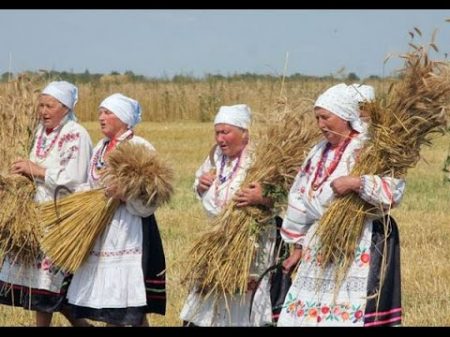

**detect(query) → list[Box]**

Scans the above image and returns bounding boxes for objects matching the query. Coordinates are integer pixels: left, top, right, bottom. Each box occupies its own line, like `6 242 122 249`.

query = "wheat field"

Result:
0 77 449 326
0 119 448 326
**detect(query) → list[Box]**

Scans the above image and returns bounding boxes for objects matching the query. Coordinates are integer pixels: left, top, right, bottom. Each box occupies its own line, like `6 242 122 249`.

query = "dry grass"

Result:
0 120 448 326
0 73 449 325
315 44 450 290
0 76 41 266
102 141 174 207
40 189 120 273
40 141 175 274
18 79 358 123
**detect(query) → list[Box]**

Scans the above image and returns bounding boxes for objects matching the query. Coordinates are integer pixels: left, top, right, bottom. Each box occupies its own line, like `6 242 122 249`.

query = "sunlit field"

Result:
0 77 449 326
0 119 448 326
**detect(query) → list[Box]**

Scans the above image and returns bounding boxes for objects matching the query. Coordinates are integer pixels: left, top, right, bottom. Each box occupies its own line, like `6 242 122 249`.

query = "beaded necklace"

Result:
217 150 243 185
90 129 134 182
35 121 66 160
310 130 358 191
213 146 246 208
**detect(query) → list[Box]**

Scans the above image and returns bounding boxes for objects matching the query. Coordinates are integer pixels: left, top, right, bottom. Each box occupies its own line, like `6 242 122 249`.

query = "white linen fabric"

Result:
0 116 92 292
278 133 405 326
67 135 157 308
180 144 276 326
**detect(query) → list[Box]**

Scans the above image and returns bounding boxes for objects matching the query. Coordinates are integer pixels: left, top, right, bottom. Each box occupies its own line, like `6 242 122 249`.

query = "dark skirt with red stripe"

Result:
69 214 166 326
0 273 71 313
364 215 402 327
270 216 291 324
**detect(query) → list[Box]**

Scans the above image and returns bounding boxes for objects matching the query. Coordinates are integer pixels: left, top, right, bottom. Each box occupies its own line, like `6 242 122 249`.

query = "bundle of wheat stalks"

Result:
0 76 40 266
444 128 450 183
315 43 450 284
184 99 320 298
40 141 174 273
102 142 174 207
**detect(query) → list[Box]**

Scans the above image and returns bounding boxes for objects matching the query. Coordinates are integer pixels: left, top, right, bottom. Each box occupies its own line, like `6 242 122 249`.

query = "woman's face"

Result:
314 107 352 146
214 123 248 159
38 95 68 130
98 107 128 139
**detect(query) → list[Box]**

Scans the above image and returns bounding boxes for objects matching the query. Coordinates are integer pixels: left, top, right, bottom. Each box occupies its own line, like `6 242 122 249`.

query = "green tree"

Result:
1 72 13 82
347 72 360 81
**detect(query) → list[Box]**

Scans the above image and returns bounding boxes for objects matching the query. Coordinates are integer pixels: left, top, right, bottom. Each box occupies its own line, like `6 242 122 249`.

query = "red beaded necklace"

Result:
35 123 65 159
310 130 358 191
90 130 134 181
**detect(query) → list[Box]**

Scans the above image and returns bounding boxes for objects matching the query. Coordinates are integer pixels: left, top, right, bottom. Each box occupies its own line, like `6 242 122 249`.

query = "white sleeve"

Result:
193 155 214 199
359 175 406 210
44 126 93 192
280 176 310 246
280 148 320 246
74 182 92 193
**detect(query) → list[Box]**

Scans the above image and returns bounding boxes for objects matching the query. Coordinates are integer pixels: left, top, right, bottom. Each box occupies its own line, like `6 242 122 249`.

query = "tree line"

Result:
0 70 383 84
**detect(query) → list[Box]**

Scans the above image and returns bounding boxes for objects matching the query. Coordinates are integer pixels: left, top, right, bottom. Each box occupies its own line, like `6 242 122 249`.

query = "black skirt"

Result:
0 263 71 313
364 215 402 326
69 213 166 326
270 216 291 324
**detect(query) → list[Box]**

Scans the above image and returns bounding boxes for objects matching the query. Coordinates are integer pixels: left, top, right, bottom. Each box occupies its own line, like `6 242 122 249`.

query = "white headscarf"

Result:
214 104 252 129
99 93 142 129
42 81 78 121
314 83 364 133
348 83 375 103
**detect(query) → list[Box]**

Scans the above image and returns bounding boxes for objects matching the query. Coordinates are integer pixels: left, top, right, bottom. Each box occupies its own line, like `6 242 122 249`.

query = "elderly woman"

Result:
0 81 93 326
180 104 277 326
65 93 166 327
277 83 404 327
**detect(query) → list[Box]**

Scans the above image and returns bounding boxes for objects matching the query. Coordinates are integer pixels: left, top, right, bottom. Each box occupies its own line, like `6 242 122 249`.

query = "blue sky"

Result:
0 9 449 79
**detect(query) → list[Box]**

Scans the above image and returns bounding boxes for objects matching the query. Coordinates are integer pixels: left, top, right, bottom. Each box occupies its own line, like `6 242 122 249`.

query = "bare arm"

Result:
282 245 303 274
11 158 46 180
330 176 361 196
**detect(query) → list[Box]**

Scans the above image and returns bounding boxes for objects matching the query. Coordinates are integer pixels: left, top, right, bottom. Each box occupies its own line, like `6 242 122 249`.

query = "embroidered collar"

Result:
35 115 70 159
90 129 134 181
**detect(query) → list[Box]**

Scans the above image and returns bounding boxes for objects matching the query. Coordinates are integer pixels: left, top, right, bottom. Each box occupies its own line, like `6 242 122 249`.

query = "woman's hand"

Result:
197 171 216 195
282 247 302 274
10 158 45 179
330 176 361 197
234 182 273 208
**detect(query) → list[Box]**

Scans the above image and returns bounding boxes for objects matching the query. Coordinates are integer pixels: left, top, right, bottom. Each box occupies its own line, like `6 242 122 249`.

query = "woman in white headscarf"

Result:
277 83 405 327
180 104 279 326
347 83 375 126
0 80 93 326
66 93 166 327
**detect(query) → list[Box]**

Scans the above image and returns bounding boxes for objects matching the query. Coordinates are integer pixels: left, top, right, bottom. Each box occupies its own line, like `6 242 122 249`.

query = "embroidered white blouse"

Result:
193 145 252 217
0 117 93 292
277 132 406 327
180 144 277 326
67 135 157 309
